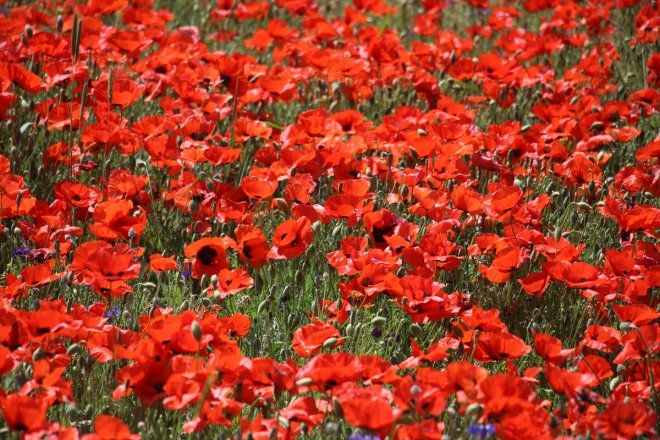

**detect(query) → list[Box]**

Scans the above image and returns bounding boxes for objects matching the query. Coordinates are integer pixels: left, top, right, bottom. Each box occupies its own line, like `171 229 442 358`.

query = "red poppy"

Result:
213 268 254 298
235 225 270 268
292 321 343 358
270 217 313 259
0 394 48 433
148 254 179 273
184 237 229 279
473 331 532 362
533 331 575 365
21 260 65 288
594 402 657 440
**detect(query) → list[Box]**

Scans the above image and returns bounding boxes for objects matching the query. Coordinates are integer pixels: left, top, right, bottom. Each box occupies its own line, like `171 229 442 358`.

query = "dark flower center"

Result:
197 246 218 265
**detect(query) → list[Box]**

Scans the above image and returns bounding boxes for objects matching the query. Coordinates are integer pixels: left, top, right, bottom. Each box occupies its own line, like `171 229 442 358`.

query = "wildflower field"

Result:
0 0 659 438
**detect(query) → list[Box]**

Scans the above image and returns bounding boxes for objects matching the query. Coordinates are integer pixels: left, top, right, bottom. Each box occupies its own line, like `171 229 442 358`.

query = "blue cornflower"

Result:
468 423 496 439
104 306 121 321
12 247 30 257
348 433 380 440
182 269 192 280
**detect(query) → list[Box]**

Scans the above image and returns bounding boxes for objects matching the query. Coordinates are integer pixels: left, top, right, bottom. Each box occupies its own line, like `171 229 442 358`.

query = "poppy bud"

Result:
371 316 387 326
210 274 219 287
609 377 621 391
324 422 339 435
269 428 277 440
65 234 78 248
280 285 291 302
191 321 202 342
295 377 312 387
410 384 421 396
576 201 591 211
332 398 343 418
189 199 200 213
33 347 45 361
571 211 580 224
57 16 64 33
466 403 483 419
128 228 137 240
553 226 561 242
24 24 33 38
257 299 269 315
618 322 636 332
277 416 289 429
66 343 81 356
323 337 338 349
141 282 156 291
417 128 427 136
65 403 78 418
13 227 23 238
411 323 423 336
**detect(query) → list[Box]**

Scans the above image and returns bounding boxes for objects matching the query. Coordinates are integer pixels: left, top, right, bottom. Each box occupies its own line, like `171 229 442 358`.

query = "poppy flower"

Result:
473 331 532 362
292 321 344 358
594 402 657 440
83 414 140 440
0 394 48 433
148 254 179 273
20 260 65 288
296 352 363 390
341 395 400 433
213 268 254 298
184 237 229 279
270 217 313 259
533 331 575 365
235 225 270 268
